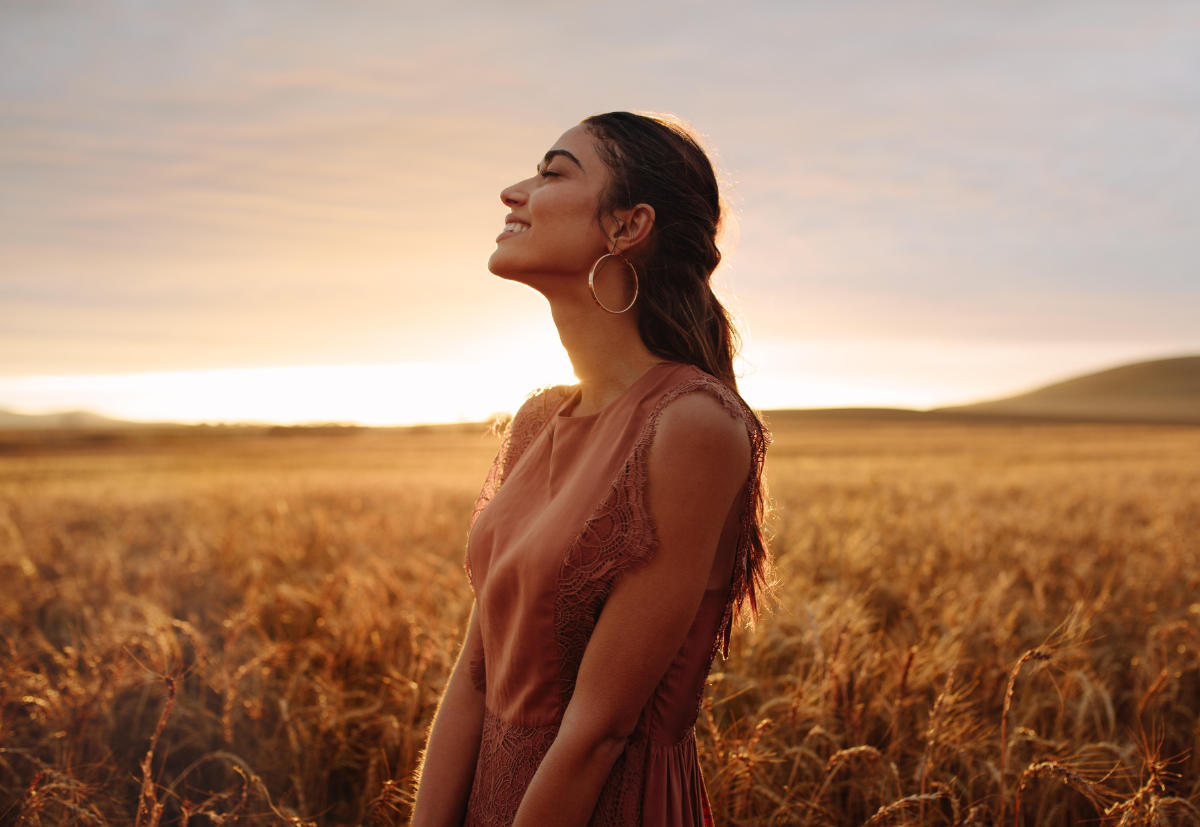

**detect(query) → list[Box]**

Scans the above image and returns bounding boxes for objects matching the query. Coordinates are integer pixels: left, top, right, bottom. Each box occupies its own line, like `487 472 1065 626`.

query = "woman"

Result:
412 112 769 826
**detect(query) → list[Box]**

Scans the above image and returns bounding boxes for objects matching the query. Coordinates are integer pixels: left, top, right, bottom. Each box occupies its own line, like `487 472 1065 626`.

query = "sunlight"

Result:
0 350 579 427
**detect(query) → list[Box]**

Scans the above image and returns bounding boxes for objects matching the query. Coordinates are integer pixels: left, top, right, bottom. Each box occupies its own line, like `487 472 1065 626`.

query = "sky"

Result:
2 0 1197 425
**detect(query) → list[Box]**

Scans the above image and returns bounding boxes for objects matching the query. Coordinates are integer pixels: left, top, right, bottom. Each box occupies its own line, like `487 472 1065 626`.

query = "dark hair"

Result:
583 111 739 390
583 111 771 635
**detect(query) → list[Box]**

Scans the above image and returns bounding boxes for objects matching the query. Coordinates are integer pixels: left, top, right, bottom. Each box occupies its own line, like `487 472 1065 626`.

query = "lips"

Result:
496 217 530 242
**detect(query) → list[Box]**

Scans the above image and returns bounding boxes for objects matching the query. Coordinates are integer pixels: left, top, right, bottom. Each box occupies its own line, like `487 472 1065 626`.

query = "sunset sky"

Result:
2 1 1197 425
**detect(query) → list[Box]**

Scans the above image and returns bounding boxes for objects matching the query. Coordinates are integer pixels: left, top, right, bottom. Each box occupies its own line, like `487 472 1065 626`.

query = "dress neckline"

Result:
556 361 680 423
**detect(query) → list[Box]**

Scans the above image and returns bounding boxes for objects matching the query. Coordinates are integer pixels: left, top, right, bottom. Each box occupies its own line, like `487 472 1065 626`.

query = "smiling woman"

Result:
411 112 770 827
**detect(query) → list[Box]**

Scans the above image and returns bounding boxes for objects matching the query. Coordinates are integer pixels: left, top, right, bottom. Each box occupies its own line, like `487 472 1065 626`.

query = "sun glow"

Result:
0 353 579 427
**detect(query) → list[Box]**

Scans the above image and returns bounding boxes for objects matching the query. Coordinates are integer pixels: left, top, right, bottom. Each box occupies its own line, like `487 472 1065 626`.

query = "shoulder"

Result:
507 383 574 432
497 383 576 469
518 383 575 417
649 382 752 482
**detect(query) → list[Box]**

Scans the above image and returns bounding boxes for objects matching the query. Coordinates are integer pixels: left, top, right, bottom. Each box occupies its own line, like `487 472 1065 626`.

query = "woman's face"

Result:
487 124 615 286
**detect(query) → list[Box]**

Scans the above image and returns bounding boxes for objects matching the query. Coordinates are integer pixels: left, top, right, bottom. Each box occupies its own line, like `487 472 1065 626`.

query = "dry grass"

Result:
1 417 1198 824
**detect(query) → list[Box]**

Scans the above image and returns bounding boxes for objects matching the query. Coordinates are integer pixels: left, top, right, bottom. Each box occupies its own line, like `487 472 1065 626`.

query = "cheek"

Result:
533 190 598 231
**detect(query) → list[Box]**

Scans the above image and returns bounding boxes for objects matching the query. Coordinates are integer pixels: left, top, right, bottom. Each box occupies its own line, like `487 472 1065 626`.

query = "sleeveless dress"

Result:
462 361 768 826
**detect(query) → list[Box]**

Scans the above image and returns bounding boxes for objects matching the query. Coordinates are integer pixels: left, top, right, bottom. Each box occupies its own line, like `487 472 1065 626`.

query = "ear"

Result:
608 203 655 255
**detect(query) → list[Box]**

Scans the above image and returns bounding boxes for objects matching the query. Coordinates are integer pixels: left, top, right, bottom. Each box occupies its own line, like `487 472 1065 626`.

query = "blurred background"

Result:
2 0 1197 425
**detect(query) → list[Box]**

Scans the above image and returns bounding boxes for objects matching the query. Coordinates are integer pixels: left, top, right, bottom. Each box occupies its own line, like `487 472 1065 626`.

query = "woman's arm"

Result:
412 603 487 827
512 392 751 826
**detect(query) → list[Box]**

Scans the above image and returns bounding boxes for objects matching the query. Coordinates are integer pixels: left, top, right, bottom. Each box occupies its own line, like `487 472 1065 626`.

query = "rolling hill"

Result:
0 409 144 429
934 355 1200 423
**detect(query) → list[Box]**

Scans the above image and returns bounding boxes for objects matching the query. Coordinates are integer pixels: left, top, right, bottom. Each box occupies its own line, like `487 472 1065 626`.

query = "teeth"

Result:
504 223 529 233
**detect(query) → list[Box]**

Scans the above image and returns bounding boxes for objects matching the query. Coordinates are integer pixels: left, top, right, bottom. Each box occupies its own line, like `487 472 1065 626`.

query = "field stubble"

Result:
0 418 1197 824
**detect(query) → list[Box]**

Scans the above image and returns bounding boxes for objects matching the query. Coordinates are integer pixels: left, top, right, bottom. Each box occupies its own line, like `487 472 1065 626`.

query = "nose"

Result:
500 179 527 207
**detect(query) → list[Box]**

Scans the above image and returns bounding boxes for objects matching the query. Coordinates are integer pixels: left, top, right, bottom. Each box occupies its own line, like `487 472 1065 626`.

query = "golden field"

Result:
1 416 1198 825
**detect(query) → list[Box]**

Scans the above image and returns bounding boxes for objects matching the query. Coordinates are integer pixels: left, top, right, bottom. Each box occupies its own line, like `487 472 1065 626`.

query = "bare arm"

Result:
412 603 487 827
512 393 750 826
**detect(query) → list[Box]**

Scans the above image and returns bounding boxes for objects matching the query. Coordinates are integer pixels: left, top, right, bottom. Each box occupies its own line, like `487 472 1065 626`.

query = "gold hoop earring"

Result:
588 252 639 314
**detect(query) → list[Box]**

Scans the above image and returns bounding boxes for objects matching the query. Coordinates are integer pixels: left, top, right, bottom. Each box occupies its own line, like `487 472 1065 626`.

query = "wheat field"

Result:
1 416 1198 825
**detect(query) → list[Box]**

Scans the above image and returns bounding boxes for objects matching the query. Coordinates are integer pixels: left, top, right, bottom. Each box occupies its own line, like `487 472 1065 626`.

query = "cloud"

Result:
0 0 1197 399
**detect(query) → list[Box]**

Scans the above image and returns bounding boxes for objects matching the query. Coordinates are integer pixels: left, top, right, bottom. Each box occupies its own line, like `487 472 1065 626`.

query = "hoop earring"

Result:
588 252 639 314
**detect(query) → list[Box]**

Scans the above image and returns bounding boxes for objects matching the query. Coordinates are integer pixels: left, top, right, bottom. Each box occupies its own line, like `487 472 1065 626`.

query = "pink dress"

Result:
463 362 768 826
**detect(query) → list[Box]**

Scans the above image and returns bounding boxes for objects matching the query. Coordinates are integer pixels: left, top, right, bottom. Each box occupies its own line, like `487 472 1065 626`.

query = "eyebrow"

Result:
541 148 583 170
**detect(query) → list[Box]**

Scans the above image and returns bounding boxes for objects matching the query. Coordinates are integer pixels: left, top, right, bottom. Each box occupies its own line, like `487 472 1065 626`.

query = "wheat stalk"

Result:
1016 760 1108 823
863 791 947 826
134 676 176 827
999 647 1052 823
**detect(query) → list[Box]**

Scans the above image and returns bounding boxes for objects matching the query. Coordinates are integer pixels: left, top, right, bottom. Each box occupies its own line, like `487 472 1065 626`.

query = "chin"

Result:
487 252 510 278
487 254 521 283
488 249 533 282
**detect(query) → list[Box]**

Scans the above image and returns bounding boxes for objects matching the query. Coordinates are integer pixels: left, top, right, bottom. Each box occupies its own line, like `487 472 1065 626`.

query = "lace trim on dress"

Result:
465 710 558 827
552 374 770 712
717 385 770 657
590 734 648 825
463 715 653 826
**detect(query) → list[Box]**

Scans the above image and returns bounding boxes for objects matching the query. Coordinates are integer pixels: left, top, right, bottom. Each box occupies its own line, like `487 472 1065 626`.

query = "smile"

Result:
503 223 529 234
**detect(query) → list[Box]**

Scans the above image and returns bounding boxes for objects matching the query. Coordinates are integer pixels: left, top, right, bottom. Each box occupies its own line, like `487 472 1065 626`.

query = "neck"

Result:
548 294 662 417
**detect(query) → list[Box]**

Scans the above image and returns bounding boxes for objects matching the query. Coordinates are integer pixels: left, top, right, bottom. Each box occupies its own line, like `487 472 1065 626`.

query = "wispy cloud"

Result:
1 0 1197 417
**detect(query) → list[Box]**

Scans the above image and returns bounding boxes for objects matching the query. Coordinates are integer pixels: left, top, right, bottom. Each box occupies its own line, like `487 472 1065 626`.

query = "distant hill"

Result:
0 408 144 429
935 355 1200 424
